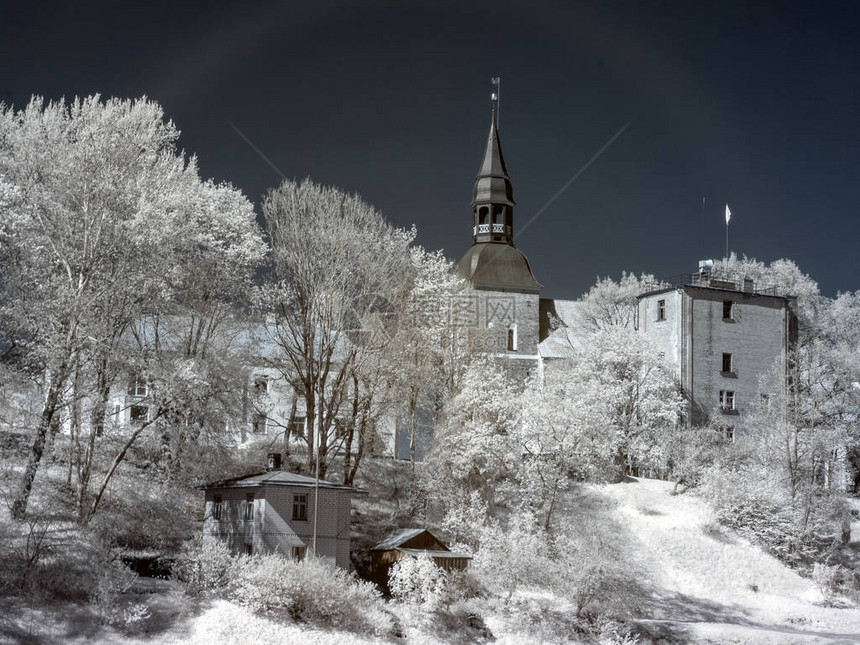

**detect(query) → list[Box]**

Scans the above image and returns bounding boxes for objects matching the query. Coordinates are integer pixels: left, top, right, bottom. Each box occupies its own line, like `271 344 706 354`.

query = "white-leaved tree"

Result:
423 355 519 523
575 272 660 331
0 95 264 520
260 178 414 480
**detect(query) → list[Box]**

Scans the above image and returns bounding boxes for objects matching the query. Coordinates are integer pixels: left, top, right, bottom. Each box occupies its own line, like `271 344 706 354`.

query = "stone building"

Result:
637 271 794 435
456 109 542 385
456 109 795 437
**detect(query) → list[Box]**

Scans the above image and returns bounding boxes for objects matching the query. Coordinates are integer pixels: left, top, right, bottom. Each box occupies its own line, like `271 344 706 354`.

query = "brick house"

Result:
199 467 360 567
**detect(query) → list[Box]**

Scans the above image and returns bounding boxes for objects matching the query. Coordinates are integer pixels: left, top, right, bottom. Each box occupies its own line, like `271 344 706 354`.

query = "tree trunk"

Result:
85 412 160 524
77 376 110 520
11 362 71 519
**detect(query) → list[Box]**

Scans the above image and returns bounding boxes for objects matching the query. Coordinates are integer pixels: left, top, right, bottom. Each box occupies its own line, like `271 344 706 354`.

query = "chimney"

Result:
267 452 282 471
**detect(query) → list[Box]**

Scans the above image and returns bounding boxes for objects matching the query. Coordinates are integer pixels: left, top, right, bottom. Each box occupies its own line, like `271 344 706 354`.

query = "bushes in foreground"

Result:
174 537 393 636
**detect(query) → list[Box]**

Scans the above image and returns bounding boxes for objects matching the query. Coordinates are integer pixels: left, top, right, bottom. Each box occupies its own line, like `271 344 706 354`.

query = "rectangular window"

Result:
252 413 267 434
718 425 735 442
719 390 735 411
288 416 306 438
127 378 148 397
293 494 308 521
244 543 253 556
723 300 733 320
253 376 269 394
722 352 733 373
657 299 666 321
130 405 149 424
292 546 306 562
507 325 517 351
213 495 223 521
244 493 255 521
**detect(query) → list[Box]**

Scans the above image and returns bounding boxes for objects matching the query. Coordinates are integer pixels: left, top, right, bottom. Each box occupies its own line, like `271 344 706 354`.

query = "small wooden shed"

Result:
370 528 471 582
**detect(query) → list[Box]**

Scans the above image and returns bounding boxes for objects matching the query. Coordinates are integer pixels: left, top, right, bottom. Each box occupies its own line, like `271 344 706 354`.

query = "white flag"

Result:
725 204 732 225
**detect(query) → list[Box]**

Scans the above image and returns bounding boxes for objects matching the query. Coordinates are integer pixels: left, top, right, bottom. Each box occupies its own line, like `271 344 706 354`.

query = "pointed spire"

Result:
472 108 514 207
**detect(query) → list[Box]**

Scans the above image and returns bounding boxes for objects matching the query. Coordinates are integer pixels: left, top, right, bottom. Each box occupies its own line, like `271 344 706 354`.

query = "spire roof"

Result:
472 109 514 207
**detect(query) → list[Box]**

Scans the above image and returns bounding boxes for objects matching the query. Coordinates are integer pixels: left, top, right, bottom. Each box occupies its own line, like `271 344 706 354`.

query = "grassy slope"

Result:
595 478 860 644
3 464 858 645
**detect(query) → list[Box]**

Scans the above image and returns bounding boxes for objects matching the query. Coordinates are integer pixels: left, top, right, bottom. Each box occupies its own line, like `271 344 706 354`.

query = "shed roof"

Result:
199 470 357 491
371 528 430 551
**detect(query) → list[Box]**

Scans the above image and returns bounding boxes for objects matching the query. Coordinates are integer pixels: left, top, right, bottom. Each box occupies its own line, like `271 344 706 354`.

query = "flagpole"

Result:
491 77 500 125
724 203 731 261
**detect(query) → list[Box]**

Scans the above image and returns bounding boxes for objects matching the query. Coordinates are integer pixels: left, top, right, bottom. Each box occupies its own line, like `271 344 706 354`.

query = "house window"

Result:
112 404 121 422
253 376 269 394
718 425 735 442
723 300 733 320
292 546 306 562
289 416 306 438
722 352 733 374
244 493 255 521
657 299 666 321
244 543 253 556
252 413 267 434
130 405 149 424
507 324 517 351
213 495 223 521
293 494 307 521
127 378 148 397
719 390 735 411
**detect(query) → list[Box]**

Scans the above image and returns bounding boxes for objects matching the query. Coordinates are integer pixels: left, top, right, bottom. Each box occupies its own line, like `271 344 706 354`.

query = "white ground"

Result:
597 478 860 644
2 478 858 644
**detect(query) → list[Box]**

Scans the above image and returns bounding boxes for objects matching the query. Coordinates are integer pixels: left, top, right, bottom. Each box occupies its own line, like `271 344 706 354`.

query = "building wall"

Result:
638 286 789 433
687 289 788 433
472 290 541 385
203 485 353 567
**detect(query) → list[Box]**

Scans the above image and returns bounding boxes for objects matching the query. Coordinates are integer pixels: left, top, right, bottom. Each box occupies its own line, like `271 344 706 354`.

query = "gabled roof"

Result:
371 528 430 551
199 469 356 491
370 528 472 561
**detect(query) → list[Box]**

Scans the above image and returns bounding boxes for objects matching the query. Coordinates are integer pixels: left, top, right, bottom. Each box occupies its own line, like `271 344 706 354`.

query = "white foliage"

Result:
388 552 448 610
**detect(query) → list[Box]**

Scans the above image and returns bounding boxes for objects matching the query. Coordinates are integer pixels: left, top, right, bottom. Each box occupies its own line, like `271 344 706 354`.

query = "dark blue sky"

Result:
3 1 858 298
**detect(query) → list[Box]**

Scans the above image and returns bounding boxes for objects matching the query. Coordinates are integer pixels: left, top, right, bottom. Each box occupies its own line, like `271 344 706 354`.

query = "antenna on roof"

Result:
491 76 501 126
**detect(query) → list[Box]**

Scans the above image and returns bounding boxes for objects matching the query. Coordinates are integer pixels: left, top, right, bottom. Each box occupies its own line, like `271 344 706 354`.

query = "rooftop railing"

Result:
642 271 783 297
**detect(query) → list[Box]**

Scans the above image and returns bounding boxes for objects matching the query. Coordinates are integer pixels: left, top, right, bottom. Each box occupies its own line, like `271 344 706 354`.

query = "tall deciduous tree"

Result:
0 95 263 519
260 178 414 480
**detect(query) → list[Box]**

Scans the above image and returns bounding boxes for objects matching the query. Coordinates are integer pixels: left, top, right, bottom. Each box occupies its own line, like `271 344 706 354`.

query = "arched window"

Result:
507 324 517 351
479 207 489 225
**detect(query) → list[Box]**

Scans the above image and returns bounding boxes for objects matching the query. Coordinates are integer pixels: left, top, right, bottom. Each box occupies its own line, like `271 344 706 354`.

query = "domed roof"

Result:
456 243 541 293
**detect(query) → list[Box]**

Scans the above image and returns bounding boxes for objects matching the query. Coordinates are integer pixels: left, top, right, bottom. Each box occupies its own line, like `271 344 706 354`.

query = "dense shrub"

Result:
812 563 860 605
173 535 233 596
388 553 448 609
89 477 195 551
174 539 393 635
89 546 150 626
229 554 392 635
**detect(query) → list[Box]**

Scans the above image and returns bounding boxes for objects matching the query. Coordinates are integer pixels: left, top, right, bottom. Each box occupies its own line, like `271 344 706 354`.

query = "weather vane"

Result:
491 77 500 125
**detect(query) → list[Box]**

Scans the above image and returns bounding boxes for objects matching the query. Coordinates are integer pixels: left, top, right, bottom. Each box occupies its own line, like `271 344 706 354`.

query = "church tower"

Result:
456 109 541 382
